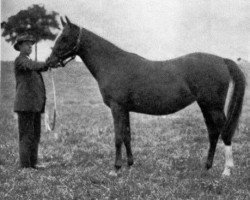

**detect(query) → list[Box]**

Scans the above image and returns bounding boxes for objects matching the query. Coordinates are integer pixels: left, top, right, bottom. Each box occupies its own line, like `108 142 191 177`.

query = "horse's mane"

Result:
78 25 130 56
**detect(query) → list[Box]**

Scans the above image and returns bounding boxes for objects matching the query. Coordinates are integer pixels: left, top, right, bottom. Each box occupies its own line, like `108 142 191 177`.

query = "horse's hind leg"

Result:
221 128 235 176
111 102 133 170
199 106 226 170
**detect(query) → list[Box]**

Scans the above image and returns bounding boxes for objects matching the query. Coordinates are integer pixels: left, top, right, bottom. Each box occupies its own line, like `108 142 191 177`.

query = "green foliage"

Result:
1 4 60 44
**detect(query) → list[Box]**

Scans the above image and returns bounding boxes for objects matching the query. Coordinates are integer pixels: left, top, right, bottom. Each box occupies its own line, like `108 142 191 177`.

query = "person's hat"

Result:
14 34 36 51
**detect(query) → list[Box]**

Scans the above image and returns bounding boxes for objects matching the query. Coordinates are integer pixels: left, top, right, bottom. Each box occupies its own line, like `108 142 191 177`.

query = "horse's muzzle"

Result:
46 56 61 68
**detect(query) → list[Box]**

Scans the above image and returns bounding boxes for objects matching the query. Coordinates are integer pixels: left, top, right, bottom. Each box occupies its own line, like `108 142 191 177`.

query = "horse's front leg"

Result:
110 102 133 170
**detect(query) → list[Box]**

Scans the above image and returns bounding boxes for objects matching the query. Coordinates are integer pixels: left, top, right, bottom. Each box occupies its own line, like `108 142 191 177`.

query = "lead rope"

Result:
45 68 57 132
50 68 57 130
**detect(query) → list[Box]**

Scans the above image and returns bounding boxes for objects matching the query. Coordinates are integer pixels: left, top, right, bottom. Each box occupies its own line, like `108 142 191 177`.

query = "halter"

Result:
45 27 82 132
57 27 82 67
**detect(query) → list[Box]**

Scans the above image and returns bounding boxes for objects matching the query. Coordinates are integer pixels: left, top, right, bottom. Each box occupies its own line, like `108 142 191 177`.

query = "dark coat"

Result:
14 53 48 113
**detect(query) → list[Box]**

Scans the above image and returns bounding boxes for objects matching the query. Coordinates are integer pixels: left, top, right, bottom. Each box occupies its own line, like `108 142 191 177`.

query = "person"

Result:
13 33 49 169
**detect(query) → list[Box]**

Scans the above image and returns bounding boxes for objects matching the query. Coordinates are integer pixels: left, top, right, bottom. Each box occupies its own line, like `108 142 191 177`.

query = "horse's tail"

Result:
222 58 246 145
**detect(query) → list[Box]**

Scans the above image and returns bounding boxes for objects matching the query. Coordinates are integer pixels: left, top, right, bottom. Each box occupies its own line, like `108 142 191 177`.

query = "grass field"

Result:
0 60 249 200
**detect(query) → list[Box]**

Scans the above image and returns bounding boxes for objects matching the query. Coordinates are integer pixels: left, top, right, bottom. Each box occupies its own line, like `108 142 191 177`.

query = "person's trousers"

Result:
17 112 41 168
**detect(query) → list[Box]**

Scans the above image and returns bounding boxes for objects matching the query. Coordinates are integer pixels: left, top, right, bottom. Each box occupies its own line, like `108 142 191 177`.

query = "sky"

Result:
1 0 250 61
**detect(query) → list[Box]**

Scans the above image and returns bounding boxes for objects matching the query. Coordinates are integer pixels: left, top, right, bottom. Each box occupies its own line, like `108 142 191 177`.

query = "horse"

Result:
46 16 246 176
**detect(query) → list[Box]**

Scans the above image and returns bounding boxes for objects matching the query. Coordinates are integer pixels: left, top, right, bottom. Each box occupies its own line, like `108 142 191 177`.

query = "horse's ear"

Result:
60 17 66 27
65 16 72 25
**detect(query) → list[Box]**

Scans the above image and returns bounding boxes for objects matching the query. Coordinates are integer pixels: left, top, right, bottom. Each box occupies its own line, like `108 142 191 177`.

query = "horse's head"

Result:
47 16 81 67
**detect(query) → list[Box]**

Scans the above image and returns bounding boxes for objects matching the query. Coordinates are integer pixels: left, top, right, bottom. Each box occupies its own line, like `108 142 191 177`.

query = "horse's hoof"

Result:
127 158 134 167
222 165 234 177
115 164 122 170
205 162 212 170
109 170 118 177
222 167 231 176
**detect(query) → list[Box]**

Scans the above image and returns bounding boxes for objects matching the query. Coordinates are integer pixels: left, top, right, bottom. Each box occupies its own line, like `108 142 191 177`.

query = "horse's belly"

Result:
130 86 195 115
131 99 194 115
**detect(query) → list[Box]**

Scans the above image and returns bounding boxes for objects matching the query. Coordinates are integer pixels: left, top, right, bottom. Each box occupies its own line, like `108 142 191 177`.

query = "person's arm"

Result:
37 61 49 72
15 57 49 72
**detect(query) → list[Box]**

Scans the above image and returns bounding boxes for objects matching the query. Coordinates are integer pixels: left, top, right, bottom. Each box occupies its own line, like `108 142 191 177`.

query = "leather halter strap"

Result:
58 27 82 67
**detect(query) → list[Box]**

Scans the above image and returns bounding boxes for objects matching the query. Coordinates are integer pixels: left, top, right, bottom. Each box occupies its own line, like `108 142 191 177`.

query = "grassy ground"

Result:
0 60 249 200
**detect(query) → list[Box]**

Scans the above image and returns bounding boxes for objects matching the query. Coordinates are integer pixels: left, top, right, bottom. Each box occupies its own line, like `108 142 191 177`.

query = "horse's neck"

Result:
77 28 125 80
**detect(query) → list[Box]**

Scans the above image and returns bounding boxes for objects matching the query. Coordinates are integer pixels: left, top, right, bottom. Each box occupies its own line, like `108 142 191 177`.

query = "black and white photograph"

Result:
1 0 249 199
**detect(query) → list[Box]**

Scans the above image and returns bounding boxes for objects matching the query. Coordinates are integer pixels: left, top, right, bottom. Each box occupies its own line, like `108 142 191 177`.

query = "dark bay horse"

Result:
47 17 246 176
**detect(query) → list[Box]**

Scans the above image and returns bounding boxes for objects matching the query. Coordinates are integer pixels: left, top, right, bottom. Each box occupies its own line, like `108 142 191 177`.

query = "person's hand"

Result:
46 62 61 70
45 57 61 69
54 63 62 68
